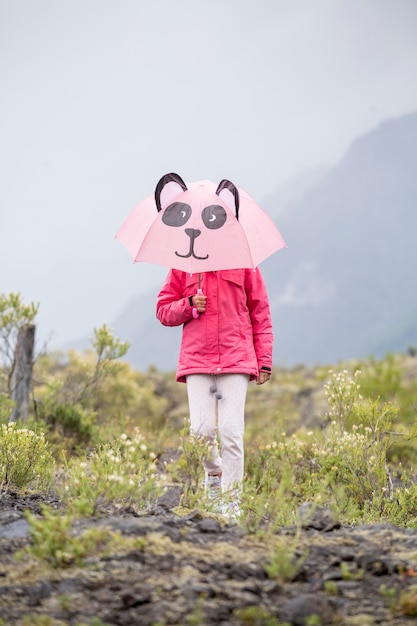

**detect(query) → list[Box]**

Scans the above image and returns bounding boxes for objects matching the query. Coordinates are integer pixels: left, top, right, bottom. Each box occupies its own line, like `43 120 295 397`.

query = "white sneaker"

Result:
220 501 241 523
203 472 222 501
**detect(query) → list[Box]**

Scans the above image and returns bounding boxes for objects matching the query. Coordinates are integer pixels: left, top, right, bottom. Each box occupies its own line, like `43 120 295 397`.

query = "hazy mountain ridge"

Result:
111 111 417 370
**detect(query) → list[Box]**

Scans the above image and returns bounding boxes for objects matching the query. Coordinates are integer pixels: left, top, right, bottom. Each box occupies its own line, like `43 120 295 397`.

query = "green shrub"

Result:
165 421 213 509
0 392 14 424
23 504 117 568
242 369 416 527
0 423 55 491
359 354 402 402
36 401 97 455
324 368 363 434
263 529 308 582
58 429 161 516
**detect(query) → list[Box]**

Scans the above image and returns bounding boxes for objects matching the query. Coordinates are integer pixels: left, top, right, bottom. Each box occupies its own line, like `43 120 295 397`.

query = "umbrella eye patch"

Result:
162 202 192 227
201 205 227 230
163 202 227 233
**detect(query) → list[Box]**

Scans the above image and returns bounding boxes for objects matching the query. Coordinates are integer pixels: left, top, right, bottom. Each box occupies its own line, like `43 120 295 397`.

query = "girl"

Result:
156 266 273 519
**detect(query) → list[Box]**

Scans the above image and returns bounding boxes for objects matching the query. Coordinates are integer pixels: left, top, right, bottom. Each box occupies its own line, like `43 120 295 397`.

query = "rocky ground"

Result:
2 490 417 625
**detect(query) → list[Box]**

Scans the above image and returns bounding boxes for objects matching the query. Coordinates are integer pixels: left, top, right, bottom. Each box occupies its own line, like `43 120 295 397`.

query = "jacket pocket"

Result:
220 269 245 287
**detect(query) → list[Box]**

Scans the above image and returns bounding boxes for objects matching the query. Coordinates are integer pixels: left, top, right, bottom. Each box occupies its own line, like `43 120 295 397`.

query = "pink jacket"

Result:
156 268 273 383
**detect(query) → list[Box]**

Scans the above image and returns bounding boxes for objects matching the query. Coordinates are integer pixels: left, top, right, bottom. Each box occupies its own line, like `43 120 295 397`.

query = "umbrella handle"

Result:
192 288 203 319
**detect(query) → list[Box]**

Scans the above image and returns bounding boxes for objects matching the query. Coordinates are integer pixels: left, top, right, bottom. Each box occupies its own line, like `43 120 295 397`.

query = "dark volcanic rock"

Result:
1 494 417 625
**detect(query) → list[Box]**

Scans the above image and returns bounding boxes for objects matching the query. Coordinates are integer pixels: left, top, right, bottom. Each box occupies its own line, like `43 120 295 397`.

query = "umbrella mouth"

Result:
175 228 209 261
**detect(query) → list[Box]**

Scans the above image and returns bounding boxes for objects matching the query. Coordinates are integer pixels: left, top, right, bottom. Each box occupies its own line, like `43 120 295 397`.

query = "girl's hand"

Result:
256 371 271 385
193 293 207 313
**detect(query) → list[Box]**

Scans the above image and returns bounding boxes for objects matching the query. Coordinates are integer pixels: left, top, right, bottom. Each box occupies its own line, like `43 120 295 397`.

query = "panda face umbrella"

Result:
115 172 287 275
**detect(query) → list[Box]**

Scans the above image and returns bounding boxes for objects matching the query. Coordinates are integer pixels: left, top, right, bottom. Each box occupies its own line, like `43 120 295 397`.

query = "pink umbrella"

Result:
115 172 287 275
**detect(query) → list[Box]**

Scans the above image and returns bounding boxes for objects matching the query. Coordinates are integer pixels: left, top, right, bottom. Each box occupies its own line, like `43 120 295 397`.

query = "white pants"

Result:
186 373 249 492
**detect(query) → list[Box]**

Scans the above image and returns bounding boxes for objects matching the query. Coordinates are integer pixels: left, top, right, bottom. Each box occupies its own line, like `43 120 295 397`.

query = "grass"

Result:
2 354 417 546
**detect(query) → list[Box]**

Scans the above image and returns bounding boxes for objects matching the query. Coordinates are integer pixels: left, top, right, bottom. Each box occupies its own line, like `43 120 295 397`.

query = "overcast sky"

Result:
1 0 417 350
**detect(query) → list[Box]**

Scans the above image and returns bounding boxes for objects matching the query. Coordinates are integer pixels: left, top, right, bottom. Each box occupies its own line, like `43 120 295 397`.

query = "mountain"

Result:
111 111 417 371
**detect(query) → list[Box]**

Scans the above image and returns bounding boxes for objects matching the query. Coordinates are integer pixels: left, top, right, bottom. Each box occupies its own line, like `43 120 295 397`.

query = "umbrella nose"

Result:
175 227 208 260
185 228 201 239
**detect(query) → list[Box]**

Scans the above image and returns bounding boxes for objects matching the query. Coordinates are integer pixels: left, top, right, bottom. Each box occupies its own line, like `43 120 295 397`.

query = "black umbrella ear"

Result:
216 179 240 220
155 173 188 213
